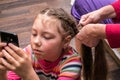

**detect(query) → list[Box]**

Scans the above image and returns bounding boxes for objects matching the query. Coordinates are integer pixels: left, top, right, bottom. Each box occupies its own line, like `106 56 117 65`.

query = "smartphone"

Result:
0 31 19 47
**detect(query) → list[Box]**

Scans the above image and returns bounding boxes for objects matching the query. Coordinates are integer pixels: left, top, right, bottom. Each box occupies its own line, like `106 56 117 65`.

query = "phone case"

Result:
0 31 19 47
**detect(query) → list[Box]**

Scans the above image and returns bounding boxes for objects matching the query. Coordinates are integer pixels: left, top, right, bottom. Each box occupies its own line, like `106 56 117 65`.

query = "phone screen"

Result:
0 31 19 47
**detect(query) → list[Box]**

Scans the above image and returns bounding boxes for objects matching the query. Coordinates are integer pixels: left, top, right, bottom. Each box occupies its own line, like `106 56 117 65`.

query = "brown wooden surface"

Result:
0 0 71 48
0 0 120 80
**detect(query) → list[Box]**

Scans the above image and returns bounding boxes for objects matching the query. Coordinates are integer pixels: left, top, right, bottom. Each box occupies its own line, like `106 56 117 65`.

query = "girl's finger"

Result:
0 65 6 70
3 46 20 60
1 57 15 70
0 43 7 51
0 58 7 70
0 43 7 46
0 52 4 57
2 49 19 68
8 43 25 57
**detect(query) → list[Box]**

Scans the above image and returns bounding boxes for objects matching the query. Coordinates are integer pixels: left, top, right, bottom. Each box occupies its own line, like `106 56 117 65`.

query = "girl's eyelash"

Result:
43 36 53 39
32 33 37 36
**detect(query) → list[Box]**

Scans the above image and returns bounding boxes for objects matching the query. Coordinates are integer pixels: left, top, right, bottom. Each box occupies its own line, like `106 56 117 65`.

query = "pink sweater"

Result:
7 45 81 80
106 0 120 48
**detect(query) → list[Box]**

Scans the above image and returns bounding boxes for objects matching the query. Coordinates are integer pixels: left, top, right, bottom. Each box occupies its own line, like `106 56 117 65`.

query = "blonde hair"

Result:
39 8 78 38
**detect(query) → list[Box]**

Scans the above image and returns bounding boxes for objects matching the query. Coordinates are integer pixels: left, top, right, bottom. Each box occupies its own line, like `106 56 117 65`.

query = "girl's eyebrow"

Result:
32 28 37 31
31 28 55 36
32 27 35 30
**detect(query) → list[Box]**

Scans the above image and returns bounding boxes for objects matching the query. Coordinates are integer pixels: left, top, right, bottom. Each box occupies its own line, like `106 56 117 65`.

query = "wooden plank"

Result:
0 2 48 37
0 2 48 23
0 0 46 10
0 18 33 32
0 0 18 4
0 8 29 18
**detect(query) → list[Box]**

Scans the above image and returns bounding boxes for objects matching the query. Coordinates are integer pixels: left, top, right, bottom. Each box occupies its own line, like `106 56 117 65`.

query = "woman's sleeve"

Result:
111 0 120 22
106 24 120 48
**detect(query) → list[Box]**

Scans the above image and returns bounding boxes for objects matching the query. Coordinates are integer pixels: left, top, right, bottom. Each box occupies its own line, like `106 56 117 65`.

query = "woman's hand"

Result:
77 24 106 47
79 10 102 26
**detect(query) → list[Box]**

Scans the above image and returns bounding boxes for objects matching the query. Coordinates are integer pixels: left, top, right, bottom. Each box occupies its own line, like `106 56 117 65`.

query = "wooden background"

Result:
0 0 120 80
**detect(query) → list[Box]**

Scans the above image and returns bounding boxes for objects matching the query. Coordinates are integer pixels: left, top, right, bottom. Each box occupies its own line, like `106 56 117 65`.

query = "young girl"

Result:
0 8 81 80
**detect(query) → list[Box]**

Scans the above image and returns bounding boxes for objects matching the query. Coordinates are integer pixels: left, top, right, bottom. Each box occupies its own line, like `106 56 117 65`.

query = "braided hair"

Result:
40 8 78 38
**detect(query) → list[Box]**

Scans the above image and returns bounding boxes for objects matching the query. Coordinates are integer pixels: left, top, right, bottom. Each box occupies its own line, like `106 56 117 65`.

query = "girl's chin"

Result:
34 54 51 62
35 55 44 60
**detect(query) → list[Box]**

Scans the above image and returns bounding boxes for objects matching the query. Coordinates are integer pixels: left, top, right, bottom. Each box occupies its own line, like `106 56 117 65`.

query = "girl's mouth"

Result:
33 49 42 54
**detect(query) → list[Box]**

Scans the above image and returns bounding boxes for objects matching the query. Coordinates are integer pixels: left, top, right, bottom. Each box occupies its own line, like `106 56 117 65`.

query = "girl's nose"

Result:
34 36 42 46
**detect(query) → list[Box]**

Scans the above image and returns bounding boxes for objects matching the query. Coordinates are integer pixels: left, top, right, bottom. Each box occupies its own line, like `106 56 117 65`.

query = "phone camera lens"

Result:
10 38 13 41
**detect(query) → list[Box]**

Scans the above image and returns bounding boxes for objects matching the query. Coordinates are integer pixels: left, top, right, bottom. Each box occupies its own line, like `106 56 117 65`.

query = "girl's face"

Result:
30 14 67 62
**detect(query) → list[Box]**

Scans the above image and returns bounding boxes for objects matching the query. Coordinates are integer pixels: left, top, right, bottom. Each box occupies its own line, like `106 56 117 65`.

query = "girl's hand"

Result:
0 42 7 71
1 43 35 78
0 42 7 51
0 42 7 79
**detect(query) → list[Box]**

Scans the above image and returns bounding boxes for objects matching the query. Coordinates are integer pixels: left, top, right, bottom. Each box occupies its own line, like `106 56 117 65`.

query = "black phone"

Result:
0 31 19 47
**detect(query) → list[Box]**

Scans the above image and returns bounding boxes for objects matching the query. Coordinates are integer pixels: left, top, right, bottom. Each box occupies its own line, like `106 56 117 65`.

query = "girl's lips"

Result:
33 49 42 54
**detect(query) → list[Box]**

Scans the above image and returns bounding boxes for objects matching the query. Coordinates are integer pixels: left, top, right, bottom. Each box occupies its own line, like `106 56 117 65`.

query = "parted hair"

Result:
39 8 79 38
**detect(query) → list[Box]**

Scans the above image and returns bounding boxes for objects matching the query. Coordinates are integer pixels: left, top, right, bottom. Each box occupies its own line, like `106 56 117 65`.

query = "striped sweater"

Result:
7 45 82 80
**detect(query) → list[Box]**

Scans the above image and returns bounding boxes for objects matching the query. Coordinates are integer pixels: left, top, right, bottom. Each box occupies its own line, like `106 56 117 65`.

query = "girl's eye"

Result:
32 33 37 37
43 35 54 39
31 30 37 37
43 36 53 39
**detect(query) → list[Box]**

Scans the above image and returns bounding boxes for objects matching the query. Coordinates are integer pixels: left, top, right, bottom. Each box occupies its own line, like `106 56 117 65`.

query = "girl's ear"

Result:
63 35 72 49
